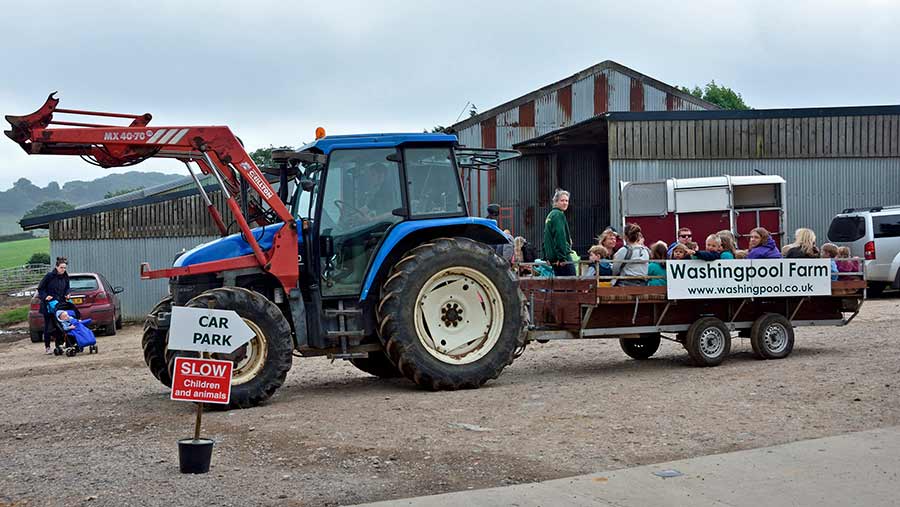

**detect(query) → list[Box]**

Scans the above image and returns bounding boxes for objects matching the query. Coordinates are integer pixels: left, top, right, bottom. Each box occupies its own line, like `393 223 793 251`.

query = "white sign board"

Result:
168 306 256 354
667 259 833 300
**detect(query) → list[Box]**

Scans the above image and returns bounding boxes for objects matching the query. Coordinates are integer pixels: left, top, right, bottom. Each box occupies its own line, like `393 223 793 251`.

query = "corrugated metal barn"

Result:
21 183 232 320
452 60 900 255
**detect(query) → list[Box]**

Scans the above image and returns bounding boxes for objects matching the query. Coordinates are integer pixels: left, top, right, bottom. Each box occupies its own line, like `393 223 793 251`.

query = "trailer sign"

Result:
171 357 233 404
667 259 833 300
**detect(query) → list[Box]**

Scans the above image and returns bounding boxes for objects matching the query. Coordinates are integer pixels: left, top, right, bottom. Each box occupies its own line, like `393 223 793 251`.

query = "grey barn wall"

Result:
51 236 217 321
609 158 900 242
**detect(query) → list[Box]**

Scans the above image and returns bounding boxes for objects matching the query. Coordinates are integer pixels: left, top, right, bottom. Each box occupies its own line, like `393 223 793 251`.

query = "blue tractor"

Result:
152 133 526 407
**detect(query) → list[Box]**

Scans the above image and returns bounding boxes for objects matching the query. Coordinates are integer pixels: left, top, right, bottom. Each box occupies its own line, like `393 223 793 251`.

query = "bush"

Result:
0 307 28 326
28 252 50 265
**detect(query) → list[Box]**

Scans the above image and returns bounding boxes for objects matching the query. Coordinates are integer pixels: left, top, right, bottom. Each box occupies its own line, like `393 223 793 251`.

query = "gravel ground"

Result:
1 296 898 507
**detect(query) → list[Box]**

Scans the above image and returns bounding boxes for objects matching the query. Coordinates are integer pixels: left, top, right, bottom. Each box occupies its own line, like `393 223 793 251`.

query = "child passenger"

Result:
835 246 860 279
647 241 668 286
686 234 726 261
584 245 613 277
670 243 690 260
612 223 650 286
820 243 840 281
716 230 737 259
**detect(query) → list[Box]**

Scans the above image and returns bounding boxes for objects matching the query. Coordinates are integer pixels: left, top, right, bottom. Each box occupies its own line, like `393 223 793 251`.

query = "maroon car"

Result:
29 272 124 343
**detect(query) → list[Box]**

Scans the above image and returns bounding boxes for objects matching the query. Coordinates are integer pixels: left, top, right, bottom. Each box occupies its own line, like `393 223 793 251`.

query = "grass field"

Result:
0 237 50 269
0 306 28 326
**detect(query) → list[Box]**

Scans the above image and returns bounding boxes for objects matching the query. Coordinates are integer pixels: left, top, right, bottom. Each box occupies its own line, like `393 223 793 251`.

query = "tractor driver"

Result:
359 161 401 220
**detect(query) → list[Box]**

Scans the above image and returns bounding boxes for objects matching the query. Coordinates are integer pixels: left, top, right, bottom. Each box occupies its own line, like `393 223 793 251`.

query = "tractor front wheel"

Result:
377 237 526 390
168 287 293 409
142 296 173 387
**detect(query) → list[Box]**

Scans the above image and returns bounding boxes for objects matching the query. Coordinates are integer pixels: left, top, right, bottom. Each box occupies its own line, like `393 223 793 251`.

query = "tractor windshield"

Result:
403 147 466 217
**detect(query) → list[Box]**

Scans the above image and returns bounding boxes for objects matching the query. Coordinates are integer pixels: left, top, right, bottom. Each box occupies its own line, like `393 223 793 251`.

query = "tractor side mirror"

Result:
113 286 125 294
319 235 334 258
300 179 316 192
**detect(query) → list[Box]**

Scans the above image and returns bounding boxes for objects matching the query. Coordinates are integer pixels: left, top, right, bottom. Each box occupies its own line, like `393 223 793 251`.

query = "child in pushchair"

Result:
49 300 98 357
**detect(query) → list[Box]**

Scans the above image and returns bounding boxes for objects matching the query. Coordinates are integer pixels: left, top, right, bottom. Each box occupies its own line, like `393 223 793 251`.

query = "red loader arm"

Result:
5 93 299 291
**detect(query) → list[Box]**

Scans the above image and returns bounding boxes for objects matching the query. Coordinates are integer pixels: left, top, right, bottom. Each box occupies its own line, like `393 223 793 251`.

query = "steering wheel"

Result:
334 200 367 222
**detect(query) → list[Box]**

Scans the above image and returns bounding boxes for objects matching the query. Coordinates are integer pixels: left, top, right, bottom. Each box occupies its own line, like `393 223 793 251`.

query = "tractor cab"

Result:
279 133 469 298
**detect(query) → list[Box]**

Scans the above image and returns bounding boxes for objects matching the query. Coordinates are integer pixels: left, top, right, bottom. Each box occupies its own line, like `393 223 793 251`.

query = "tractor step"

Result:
324 308 363 317
326 330 367 339
329 352 370 360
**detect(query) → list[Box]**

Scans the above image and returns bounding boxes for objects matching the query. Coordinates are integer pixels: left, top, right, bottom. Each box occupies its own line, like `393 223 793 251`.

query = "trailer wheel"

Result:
750 313 794 360
168 287 293 409
685 317 731 367
142 296 173 387
377 237 526 390
350 350 402 378
619 333 661 360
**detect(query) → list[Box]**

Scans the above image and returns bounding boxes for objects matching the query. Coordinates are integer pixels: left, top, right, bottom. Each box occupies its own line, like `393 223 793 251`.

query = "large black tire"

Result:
30 330 42 343
171 287 293 409
684 317 731 367
377 237 526 390
104 322 117 336
619 333 661 360
350 350 403 378
142 296 173 387
750 313 794 360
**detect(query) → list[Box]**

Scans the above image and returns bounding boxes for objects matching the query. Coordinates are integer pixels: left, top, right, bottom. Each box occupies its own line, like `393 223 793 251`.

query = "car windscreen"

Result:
827 216 866 242
69 276 99 292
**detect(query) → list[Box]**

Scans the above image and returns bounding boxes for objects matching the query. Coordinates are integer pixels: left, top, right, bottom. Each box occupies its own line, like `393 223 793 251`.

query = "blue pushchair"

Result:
49 300 98 357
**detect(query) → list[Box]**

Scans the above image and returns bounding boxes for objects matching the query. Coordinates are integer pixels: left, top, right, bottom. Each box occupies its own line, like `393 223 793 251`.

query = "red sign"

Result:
170 357 233 405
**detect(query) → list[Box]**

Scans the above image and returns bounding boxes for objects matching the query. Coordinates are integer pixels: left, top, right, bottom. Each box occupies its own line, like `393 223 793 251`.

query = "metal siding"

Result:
457 123 482 148
572 75 596 123
51 236 217 321
643 84 667 112
606 69 632 112
535 90 563 137
609 158 900 243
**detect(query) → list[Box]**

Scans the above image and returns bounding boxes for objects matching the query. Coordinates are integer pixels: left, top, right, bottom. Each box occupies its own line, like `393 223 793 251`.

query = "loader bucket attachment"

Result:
4 92 59 148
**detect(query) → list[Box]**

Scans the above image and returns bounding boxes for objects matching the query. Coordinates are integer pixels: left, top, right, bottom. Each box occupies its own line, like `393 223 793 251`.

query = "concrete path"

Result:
356 426 900 507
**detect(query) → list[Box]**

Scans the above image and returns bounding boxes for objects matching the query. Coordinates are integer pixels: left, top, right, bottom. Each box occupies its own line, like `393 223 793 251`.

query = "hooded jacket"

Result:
37 270 70 314
747 237 782 259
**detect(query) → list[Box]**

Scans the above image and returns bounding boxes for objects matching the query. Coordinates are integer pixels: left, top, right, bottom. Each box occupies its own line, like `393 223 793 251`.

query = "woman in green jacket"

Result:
543 189 574 276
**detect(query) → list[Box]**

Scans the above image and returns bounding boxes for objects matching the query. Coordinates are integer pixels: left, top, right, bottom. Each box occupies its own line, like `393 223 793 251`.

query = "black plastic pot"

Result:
177 438 214 474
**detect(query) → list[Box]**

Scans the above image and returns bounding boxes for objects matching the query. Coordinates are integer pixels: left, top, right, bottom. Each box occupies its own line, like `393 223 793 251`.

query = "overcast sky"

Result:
2 0 898 191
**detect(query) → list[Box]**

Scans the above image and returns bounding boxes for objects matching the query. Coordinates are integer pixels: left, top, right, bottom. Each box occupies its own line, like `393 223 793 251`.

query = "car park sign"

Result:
168 307 256 354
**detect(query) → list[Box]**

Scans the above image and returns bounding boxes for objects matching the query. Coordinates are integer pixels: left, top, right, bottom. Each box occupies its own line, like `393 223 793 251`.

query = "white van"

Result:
827 206 900 296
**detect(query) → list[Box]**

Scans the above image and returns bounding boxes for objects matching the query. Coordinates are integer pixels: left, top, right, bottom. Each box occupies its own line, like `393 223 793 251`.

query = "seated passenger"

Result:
647 241 668 286
716 230 737 259
670 243 690 260
687 234 725 261
783 228 819 258
747 227 782 259
612 223 650 286
820 243 840 281
667 227 693 257
597 228 622 253
835 246 861 280
583 245 612 278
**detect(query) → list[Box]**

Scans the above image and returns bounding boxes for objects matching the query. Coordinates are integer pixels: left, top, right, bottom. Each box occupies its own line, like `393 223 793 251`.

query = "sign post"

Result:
168 305 255 473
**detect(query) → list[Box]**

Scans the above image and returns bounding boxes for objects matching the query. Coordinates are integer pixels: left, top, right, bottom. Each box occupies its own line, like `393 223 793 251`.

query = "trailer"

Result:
519 259 866 365
621 175 786 249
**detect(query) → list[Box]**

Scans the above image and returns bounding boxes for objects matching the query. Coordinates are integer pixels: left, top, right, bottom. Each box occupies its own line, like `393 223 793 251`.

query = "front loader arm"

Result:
5 93 299 291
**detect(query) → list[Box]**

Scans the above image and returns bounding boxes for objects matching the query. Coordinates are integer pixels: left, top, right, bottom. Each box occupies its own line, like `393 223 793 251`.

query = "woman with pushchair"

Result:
37 257 70 355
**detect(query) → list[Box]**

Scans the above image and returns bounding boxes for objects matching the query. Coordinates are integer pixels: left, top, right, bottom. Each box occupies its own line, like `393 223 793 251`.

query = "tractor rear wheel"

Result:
377 237 526 390
168 287 293 409
350 350 402 378
142 296 173 387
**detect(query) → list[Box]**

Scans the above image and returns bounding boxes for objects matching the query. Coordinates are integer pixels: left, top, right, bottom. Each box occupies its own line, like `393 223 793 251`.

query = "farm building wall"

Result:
49 191 234 241
51 236 217 320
